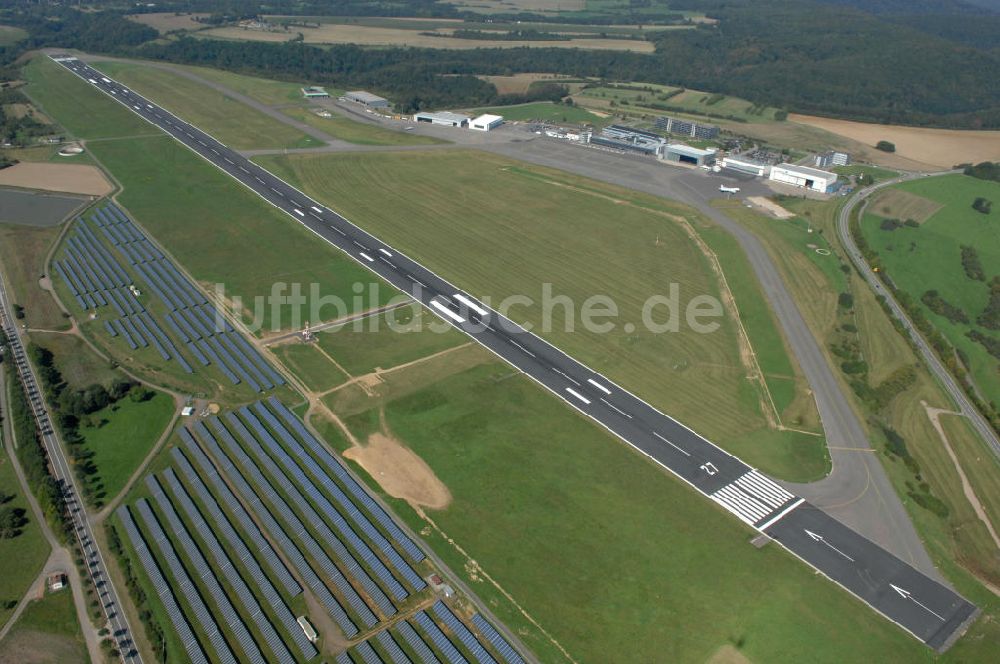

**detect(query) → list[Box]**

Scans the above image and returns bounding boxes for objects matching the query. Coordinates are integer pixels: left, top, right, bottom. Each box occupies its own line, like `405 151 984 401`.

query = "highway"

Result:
837 173 1000 460
0 270 141 662
52 55 979 651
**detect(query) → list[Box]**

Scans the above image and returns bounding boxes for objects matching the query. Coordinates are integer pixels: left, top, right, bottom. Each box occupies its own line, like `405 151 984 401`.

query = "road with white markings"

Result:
53 55 978 651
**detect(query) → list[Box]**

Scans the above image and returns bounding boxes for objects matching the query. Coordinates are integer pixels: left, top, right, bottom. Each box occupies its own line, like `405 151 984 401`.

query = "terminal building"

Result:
590 125 667 156
470 114 504 131
414 111 471 128
654 116 720 140
769 163 839 193
662 143 717 167
345 91 389 108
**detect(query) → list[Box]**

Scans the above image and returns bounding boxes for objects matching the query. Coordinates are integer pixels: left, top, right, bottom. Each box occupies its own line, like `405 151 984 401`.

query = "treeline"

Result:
921 290 969 324
0 86 51 148
107 522 168 663
1 358 70 543
29 344 149 508
964 162 1000 183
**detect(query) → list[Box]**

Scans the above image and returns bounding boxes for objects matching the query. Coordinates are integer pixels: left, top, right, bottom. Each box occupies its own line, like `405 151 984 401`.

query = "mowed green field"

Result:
92 61 320 150
259 150 827 480
0 24 27 46
79 392 175 503
0 224 70 331
470 101 606 125
24 56 389 334
0 588 87 663
861 174 1000 405
328 359 938 664
0 434 51 628
176 64 317 105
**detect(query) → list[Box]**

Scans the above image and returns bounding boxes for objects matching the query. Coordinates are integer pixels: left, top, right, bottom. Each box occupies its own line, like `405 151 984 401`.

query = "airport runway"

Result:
53 55 978 651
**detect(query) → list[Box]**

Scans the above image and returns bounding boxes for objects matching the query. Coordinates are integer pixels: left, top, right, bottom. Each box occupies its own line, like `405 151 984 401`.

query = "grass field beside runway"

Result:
272 342 348 392
0 435 51 629
318 358 937 664
259 149 827 480
175 64 320 106
91 61 320 151
860 174 1000 407
25 55 391 334
281 106 446 146
0 224 71 331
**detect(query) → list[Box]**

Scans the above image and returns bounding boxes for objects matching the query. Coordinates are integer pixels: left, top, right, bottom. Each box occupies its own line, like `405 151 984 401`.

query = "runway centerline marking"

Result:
651 431 691 457
601 398 632 419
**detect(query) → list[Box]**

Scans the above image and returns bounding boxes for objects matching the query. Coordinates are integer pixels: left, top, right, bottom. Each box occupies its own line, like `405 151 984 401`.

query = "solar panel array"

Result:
192 420 362 636
116 506 209 664
54 204 285 391
236 406 408 606
376 630 414 664
470 615 525 664
171 447 320 661
133 499 238 664
431 602 497 664
214 414 385 626
161 468 298 664
145 475 266 663
176 431 302 597
267 396 426 562
355 640 385 664
413 611 469 664
253 401 426 591
397 620 442 664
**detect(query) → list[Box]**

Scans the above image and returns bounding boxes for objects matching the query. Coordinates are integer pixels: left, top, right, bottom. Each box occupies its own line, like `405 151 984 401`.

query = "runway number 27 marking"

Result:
700 462 718 476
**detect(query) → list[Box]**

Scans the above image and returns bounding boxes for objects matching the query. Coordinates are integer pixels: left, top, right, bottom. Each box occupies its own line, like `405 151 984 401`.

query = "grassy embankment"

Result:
259 149 827 481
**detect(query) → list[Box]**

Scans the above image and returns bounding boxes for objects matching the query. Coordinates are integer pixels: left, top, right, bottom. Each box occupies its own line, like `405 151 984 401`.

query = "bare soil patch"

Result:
127 12 210 33
203 24 655 52
790 114 1000 169
870 189 943 224
343 427 452 510
748 196 794 219
706 644 753 664
0 162 112 196
0 629 82 664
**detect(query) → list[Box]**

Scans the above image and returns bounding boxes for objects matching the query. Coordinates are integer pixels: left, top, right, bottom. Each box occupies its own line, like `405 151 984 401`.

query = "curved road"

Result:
836 172 1000 459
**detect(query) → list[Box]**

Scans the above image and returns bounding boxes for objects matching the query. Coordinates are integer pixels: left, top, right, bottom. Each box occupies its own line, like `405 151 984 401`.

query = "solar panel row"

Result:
115 506 210 664
396 621 442 664
355 640 385 664
171 447 318 660
237 406 407 606
161 468 296 664
134 499 238 664
376 629 414 664
145 475 266 663
215 414 385 624
253 401 426 592
413 611 468 664
336 652 354 664
469 615 525 664
267 396 426 563
189 422 361 637
177 429 301 595
431 602 497 664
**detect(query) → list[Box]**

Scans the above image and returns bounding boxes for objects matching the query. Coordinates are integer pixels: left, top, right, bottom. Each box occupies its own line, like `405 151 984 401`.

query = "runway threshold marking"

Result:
378 248 393 258
293 209 304 217
311 206 323 213
757 498 805 532
454 293 488 316
358 251 374 262
651 431 691 457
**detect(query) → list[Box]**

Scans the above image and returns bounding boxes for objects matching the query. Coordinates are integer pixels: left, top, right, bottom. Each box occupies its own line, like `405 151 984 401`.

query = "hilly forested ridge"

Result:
1 0 999 127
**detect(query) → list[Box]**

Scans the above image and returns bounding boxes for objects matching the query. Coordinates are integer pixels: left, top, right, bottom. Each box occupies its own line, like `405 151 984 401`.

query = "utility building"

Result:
720 156 770 177
662 143 717 167
345 91 389 108
301 86 329 98
470 114 504 131
769 163 839 192
414 111 470 128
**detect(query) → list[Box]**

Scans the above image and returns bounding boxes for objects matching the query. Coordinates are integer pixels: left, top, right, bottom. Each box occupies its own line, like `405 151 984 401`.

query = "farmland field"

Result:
0 24 27 46
0 223 70 331
860 174 1000 407
201 23 657 52
576 84 783 124
258 149 827 480
0 589 87 664
91 61 320 150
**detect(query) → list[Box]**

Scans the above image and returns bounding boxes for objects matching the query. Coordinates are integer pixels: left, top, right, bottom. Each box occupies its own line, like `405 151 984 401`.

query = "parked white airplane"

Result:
719 185 741 194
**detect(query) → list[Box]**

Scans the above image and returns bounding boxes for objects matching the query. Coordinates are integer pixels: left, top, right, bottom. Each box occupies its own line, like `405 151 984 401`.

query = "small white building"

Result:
297 616 317 643
414 111 471 128
720 157 770 177
769 163 839 193
470 114 503 131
